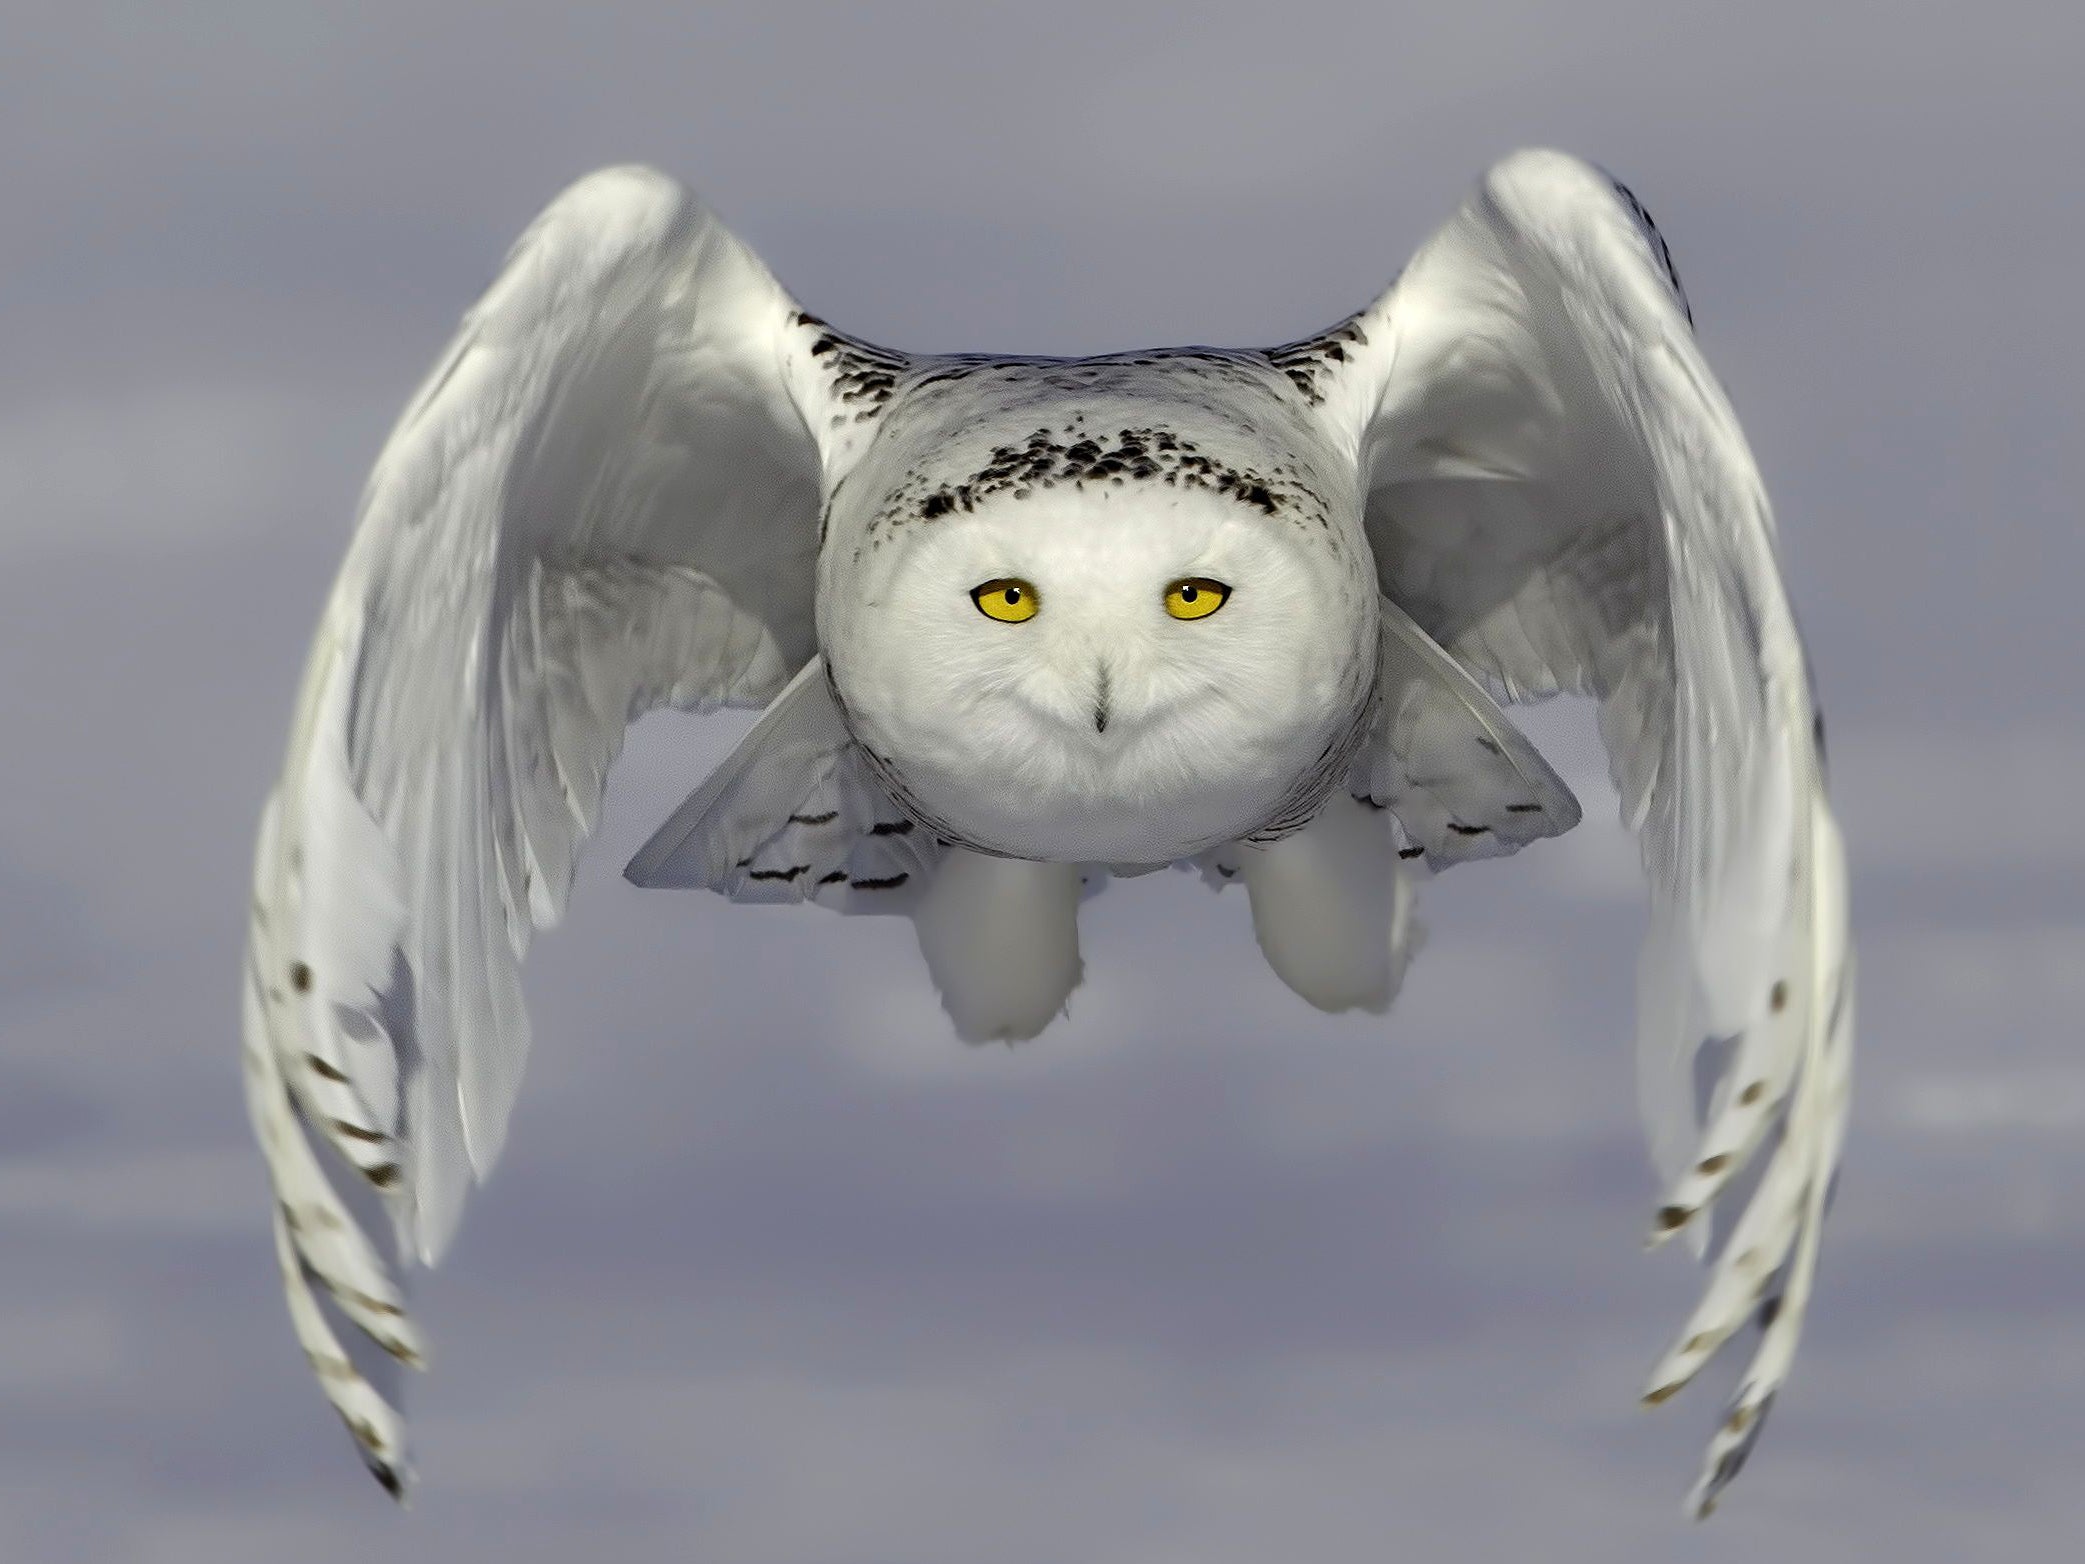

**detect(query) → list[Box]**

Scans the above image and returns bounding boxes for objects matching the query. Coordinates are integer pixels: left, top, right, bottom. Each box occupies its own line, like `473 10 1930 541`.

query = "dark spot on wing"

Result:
1606 176 1694 327
850 872 911 891
795 311 908 417
1264 313 1370 406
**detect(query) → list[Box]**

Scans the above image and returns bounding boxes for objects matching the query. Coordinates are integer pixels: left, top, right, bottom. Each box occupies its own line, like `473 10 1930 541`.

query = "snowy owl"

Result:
240 149 1851 1518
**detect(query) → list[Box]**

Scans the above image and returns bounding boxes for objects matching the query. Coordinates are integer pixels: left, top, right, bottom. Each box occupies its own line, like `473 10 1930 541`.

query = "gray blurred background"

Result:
3 3 2081 1559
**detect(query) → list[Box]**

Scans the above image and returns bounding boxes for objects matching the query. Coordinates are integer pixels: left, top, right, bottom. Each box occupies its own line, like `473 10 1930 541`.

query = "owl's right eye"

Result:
970 578 1040 623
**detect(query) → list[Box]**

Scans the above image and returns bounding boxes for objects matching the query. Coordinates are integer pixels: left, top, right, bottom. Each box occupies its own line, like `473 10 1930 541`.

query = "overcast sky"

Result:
3 4 2083 1560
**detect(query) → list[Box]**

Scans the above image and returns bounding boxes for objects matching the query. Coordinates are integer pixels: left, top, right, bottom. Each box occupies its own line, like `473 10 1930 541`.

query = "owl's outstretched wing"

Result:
239 166 906 1495
1284 149 1851 1515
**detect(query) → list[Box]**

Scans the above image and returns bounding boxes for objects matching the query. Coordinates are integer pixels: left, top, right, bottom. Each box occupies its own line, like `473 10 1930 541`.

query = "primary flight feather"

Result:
241 149 1850 1517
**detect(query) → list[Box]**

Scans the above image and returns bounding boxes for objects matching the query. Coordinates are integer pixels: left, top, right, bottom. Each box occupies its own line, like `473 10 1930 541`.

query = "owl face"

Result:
822 449 1379 864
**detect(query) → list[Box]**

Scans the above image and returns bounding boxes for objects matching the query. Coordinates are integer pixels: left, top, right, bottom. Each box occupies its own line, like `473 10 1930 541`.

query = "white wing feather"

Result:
622 653 944 912
1298 149 1852 1514
241 166 889 1493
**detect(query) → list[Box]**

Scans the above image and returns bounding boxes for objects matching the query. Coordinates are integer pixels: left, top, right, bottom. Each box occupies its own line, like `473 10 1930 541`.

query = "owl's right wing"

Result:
239 167 906 1495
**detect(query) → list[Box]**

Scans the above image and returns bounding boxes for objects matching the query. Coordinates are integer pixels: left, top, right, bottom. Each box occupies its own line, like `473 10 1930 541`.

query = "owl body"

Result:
816 352 1380 864
244 157 1850 1517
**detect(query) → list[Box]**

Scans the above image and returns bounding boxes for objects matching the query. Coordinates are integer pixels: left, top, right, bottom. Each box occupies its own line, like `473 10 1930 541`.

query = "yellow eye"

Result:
1163 577 1231 621
971 578 1040 623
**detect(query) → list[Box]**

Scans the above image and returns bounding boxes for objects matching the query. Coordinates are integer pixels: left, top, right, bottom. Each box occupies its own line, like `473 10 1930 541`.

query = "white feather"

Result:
1241 791 1403 1013
913 851 1084 1042
240 165 872 1494
1356 594 1581 864
1296 148 1854 1513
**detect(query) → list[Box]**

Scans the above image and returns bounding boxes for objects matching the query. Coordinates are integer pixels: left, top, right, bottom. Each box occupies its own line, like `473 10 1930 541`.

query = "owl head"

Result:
818 373 1380 864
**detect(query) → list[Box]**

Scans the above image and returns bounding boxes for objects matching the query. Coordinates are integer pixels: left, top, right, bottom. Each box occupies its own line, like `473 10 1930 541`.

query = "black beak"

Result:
1093 660 1111 734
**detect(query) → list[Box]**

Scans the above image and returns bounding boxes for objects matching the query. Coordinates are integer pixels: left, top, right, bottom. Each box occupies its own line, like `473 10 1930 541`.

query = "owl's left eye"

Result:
1163 578 1231 621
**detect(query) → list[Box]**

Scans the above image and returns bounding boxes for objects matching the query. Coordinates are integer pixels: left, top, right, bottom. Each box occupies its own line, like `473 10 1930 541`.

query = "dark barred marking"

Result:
1445 822 1491 837
312 1273 408 1323
1265 312 1371 406
306 1053 350 1083
329 1119 386 1145
1398 845 1426 860
868 818 915 836
290 961 312 993
792 310 908 418
1607 177 1693 327
365 1163 401 1190
1654 1204 1692 1232
913 423 1284 527
1506 802 1545 814
341 1411 386 1452
851 872 911 891
308 1351 359 1383
789 809 838 826
1699 1436 1756 1505
818 868 849 885
748 864 808 884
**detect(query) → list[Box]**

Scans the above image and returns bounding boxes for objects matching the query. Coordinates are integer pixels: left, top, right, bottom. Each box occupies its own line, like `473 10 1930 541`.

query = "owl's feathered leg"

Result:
1240 792 1423 1014
913 851 1084 1042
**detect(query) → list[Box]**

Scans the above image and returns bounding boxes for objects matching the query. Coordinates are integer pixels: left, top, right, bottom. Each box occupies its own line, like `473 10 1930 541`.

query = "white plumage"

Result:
240 150 1851 1517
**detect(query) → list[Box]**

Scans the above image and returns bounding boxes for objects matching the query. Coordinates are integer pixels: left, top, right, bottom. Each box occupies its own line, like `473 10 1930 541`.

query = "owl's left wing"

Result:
1281 149 1851 1515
